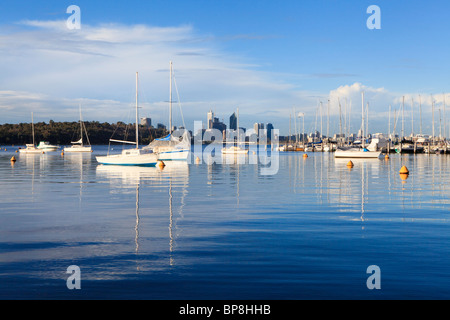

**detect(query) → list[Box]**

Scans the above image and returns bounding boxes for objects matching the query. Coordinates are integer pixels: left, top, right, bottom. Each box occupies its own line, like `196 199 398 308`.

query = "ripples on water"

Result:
1 146 450 299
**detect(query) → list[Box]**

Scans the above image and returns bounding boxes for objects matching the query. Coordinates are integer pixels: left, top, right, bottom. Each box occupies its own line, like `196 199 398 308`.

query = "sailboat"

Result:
222 107 248 154
19 112 45 154
64 105 92 153
96 72 158 167
145 61 190 161
335 92 382 159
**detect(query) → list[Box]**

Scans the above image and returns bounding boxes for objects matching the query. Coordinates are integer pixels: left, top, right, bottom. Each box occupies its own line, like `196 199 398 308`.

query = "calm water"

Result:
1 145 450 300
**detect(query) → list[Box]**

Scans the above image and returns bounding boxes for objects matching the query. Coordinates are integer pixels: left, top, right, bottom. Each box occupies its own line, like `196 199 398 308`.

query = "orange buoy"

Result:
10 156 16 162
303 153 308 158
399 173 409 181
347 161 354 168
157 160 165 169
195 156 201 164
385 154 389 160
399 166 409 174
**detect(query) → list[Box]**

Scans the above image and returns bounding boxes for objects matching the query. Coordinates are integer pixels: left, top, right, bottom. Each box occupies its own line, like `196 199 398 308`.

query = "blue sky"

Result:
1 0 450 136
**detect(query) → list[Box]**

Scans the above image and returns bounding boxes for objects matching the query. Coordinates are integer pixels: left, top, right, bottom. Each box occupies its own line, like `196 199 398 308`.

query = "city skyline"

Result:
1 1 450 136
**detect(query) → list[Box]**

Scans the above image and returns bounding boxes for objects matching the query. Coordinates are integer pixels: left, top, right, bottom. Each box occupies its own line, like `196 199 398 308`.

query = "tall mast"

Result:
366 102 369 140
432 94 435 141
31 112 35 146
361 91 365 147
136 72 139 149
444 93 447 140
237 107 239 144
169 61 173 135
419 95 422 135
79 104 83 146
389 105 391 139
411 98 414 137
402 96 405 141
327 99 330 139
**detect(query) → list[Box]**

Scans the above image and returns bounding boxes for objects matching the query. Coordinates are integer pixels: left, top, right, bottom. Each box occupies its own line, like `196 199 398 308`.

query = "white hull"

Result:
19 148 44 154
96 150 158 166
334 150 382 158
221 147 248 154
157 149 189 160
19 144 44 154
64 146 92 153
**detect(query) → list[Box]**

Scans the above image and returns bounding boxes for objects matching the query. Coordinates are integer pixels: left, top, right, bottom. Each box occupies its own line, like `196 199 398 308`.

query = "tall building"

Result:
253 123 265 136
140 117 151 127
266 123 274 139
229 112 237 131
207 110 214 129
212 117 226 133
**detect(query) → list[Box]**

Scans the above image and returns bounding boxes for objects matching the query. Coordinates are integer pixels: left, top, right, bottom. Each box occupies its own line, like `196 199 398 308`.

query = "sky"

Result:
1 0 450 136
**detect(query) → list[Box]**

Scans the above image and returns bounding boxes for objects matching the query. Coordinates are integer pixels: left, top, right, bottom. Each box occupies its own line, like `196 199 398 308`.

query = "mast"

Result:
136 72 139 149
366 102 369 140
79 104 83 146
338 98 342 139
402 96 405 141
411 98 414 137
444 93 447 140
419 95 422 135
31 112 35 146
237 107 239 145
327 99 330 139
432 95 435 142
389 105 391 140
169 61 173 135
361 91 365 148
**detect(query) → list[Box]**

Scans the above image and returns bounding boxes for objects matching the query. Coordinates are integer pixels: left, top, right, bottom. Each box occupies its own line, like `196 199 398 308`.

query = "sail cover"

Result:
145 131 190 149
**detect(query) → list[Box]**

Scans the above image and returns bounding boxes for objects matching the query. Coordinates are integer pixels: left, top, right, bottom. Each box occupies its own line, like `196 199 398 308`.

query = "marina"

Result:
2 0 450 304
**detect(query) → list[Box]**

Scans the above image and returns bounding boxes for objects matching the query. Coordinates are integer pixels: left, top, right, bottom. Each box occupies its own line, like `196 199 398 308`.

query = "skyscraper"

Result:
266 123 273 139
254 123 264 136
207 110 214 129
230 112 237 131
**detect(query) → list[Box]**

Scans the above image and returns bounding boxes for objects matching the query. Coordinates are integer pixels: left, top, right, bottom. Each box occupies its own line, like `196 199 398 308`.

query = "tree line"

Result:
0 120 169 146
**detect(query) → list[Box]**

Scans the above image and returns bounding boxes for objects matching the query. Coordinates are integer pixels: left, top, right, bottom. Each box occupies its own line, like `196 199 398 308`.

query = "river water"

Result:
1 146 450 299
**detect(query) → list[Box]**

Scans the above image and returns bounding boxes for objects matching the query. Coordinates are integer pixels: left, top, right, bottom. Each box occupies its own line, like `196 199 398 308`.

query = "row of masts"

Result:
286 92 449 152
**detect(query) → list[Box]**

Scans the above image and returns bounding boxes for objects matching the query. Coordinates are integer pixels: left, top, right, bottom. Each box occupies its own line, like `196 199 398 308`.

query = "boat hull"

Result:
221 149 249 154
157 149 190 160
96 153 158 166
64 146 92 153
334 150 382 158
19 149 45 154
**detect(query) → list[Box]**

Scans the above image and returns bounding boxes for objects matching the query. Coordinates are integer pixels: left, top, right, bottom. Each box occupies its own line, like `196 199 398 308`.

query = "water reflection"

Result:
95 162 189 269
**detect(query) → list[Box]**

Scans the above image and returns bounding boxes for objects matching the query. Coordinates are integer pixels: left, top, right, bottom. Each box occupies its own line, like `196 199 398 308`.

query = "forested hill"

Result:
0 121 169 145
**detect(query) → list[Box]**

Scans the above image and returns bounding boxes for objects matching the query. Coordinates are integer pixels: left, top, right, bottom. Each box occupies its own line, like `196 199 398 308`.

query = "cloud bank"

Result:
0 19 447 135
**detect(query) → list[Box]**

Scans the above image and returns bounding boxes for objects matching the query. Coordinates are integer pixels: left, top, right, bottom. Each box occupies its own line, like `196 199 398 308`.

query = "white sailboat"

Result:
222 107 248 154
145 61 190 161
19 112 45 154
64 105 92 153
335 92 382 159
96 72 158 167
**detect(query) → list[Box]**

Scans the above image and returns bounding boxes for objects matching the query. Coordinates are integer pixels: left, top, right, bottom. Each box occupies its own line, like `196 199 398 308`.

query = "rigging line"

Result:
172 71 186 129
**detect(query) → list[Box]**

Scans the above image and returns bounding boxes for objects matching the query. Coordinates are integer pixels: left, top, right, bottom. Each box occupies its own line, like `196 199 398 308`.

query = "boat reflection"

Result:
96 161 189 269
